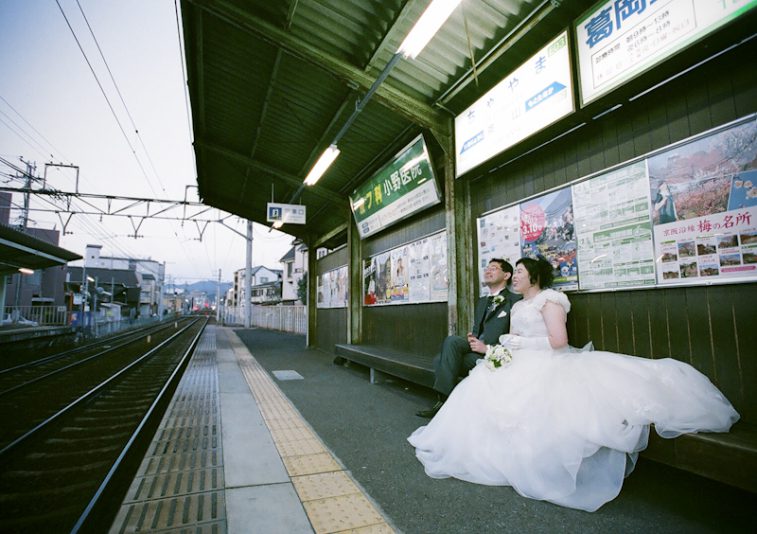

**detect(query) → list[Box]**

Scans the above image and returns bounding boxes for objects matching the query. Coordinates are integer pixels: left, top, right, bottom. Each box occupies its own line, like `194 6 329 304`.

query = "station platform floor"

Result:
110 326 756 534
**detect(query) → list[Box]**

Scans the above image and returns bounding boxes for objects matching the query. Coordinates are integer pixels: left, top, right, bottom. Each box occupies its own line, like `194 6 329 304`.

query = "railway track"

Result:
0 316 207 533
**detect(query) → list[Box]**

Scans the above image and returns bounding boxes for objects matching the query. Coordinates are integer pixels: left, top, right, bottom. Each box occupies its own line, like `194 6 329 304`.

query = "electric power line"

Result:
174 0 194 149
74 0 167 195
54 0 159 198
0 95 70 161
0 109 51 159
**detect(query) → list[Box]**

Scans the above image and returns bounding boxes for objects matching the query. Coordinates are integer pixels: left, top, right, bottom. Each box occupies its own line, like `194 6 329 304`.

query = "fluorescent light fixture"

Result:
398 0 462 59
18 267 34 275
87 276 95 282
272 221 284 229
352 197 366 210
304 144 340 186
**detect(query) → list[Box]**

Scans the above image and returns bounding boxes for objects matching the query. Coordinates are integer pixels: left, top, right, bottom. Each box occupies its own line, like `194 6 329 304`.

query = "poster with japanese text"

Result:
649 119 757 284
575 0 756 105
520 188 578 290
476 205 521 290
316 271 329 307
573 161 657 290
316 266 348 308
408 237 431 301
349 135 441 238
389 245 410 302
429 232 449 302
363 231 448 306
456 31 574 177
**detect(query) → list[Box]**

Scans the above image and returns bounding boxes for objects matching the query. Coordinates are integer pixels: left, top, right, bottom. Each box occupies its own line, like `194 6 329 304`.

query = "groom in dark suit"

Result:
416 258 519 418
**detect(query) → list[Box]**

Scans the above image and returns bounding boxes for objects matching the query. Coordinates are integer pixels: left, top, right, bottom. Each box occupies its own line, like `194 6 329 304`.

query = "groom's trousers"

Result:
432 335 482 396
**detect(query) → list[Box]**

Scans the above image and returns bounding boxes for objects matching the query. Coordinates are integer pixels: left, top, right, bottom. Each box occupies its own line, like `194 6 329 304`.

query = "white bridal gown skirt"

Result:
407 348 739 512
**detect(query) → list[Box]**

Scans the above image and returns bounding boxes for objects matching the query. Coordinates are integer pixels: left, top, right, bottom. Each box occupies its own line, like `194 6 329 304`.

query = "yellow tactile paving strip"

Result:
226 330 396 534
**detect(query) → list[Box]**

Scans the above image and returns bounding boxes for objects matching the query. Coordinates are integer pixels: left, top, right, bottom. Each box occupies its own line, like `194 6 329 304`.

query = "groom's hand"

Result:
467 333 486 354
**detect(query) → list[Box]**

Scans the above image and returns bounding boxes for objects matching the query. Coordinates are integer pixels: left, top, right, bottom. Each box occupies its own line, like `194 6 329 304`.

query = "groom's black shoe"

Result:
416 397 445 418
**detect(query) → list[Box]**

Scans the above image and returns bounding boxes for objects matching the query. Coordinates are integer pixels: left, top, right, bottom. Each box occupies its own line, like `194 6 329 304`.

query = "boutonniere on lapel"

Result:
489 294 505 311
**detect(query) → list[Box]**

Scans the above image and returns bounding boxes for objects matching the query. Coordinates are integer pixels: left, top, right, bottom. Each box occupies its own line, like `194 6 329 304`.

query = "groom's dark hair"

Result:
489 258 514 285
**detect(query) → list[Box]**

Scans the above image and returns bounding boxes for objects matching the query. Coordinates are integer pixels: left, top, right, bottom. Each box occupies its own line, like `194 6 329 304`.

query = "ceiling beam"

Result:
187 0 450 135
197 141 346 206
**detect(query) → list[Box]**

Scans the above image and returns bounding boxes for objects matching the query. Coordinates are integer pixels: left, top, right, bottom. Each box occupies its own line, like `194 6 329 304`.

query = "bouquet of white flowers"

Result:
484 344 512 370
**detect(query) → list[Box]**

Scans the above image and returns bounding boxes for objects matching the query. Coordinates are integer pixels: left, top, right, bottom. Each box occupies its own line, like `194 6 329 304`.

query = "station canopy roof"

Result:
180 0 596 248
182 1 756 249
0 224 82 276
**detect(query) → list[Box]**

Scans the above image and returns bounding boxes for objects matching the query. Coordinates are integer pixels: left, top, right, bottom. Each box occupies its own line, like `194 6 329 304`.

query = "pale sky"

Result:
0 0 293 284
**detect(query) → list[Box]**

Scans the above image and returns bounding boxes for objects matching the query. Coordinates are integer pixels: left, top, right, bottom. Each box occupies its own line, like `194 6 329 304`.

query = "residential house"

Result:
230 266 282 306
280 241 308 304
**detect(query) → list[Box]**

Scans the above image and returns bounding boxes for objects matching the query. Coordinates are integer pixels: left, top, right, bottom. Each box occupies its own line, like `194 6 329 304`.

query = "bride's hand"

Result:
499 334 522 349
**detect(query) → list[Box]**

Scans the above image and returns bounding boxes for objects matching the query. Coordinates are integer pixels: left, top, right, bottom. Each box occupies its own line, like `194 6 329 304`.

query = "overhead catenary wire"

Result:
0 95 70 162
57 1 206 272
74 0 167 195
0 109 51 160
54 0 159 198
2 3 284 282
174 0 194 148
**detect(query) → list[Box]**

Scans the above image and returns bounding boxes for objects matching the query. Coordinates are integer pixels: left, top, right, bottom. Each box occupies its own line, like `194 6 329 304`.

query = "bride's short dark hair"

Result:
516 256 554 288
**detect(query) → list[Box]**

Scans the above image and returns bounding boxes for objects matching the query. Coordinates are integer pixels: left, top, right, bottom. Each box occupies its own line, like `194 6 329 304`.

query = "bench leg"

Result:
370 368 389 385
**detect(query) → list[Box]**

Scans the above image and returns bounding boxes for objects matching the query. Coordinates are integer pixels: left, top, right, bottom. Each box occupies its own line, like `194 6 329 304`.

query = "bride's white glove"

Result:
499 334 551 350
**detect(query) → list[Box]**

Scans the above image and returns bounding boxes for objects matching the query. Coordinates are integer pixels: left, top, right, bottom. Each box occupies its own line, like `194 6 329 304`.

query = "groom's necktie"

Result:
478 296 493 335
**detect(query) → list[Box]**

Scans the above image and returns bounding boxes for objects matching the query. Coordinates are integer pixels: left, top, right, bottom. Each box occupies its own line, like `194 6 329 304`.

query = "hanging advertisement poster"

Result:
316 272 329 307
363 257 379 305
649 119 757 284
476 205 521 290
374 251 393 304
429 232 449 302
316 266 348 308
573 161 657 290
520 188 578 290
334 266 348 308
363 231 448 306
389 245 410 302
409 237 431 302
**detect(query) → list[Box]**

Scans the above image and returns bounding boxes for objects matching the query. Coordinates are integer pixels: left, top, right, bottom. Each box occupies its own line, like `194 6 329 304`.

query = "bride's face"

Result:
511 264 533 294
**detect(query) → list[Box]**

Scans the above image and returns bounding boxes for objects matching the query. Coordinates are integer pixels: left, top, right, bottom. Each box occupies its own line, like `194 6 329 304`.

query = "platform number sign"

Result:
267 202 306 225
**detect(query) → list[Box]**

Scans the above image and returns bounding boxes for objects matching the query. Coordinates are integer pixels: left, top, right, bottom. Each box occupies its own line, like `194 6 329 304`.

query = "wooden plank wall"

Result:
360 208 448 356
470 38 757 421
315 246 349 352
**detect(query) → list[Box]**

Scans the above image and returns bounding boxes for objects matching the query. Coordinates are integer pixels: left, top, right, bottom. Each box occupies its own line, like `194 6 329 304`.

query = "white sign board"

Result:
267 202 306 225
576 0 757 105
455 31 574 177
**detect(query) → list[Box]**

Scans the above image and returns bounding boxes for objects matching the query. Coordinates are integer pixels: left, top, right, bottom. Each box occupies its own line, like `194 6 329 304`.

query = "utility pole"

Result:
12 161 35 323
157 261 165 318
92 276 98 337
244 220 253 328
216 268 221 323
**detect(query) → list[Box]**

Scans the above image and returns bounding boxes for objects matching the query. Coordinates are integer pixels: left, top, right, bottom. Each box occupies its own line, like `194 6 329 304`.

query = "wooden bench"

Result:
643 422 757 493
334 343 434 388
334 343 756 493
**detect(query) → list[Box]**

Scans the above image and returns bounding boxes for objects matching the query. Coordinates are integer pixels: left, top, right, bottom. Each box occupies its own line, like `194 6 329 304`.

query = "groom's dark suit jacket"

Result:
432 289 521 395
472 290 521 345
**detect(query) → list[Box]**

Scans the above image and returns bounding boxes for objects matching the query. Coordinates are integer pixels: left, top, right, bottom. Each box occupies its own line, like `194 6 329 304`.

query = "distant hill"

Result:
167 281 232 295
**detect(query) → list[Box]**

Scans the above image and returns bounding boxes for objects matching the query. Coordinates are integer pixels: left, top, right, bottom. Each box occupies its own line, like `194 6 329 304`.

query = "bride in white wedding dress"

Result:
408 257 739 512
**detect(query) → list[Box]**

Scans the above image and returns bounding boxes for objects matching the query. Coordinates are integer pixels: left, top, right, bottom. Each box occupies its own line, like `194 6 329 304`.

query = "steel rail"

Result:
70 317 207 533
0 319 190 397
0 317 202 458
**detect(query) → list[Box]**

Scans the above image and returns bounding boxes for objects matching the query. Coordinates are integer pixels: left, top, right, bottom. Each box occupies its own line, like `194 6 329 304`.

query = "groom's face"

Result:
484 262 509 286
